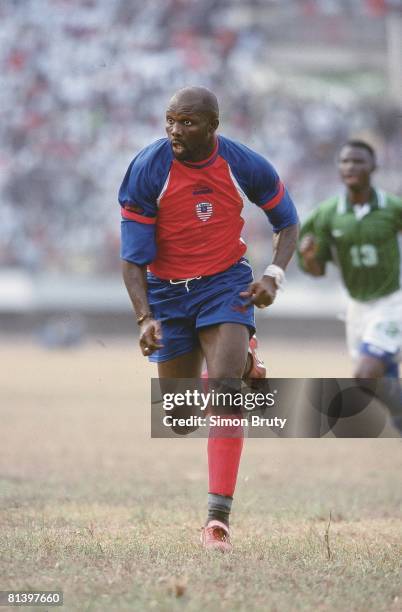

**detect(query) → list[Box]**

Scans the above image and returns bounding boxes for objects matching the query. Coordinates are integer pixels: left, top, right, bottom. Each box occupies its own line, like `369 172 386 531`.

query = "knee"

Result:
208 357 246 379
354 358 385 379
208 367 244 379
354 365 372 379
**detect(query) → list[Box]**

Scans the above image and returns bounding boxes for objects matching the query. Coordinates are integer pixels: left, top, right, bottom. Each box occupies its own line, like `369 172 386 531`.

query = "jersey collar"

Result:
337 187 383 215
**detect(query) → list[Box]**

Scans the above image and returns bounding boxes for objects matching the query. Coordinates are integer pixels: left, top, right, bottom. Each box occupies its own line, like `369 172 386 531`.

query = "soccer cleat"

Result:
242 335 267 391
200 519 232 552
245 334 266 380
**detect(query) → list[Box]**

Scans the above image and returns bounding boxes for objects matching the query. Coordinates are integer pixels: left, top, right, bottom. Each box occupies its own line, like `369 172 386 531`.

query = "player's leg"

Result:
192 258 257 550
200 258 266 381
146 275 205 433
243 334 267 385
157 349 203 378
354 351 402 434
199 322 249 378
345 298 400 434
202 334 266 381
155 349 204 436
198 323 249 550
381 362 402 432
354 353 386 378
353 303 402 434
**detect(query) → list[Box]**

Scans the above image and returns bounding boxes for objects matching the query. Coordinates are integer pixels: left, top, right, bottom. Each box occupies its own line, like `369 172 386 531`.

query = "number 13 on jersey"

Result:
350 244 378 267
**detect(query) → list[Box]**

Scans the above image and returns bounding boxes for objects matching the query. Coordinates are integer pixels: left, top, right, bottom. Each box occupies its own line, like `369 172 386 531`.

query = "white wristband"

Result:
263 264 285 289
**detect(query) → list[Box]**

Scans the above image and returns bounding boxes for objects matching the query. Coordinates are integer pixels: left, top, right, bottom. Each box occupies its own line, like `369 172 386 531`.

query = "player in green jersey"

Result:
298 140 402 433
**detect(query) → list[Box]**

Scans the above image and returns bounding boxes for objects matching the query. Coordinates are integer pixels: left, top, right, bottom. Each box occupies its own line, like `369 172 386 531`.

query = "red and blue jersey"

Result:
119 135 298 279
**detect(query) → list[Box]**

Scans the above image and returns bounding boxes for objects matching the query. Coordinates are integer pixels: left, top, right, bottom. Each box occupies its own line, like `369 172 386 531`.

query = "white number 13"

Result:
350 244 378 267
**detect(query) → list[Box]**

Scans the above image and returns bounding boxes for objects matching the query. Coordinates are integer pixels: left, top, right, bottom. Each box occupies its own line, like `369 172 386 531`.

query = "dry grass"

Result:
0 338 401 611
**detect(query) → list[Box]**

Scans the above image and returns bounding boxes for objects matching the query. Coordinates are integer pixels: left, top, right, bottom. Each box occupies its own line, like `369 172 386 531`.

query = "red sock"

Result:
208 418 244 497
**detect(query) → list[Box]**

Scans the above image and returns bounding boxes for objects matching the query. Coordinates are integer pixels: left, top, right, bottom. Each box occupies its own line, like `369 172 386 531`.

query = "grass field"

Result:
0 337 401 611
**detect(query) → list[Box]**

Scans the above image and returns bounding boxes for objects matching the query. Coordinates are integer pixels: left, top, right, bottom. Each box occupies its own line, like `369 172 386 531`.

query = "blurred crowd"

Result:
0 0 401 275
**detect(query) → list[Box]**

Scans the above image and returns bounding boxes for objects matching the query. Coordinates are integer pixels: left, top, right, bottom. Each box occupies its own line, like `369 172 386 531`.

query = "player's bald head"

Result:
168 86 219 120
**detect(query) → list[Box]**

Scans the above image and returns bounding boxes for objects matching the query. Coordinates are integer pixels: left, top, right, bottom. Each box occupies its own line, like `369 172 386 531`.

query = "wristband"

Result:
263 264 285 289
136 312 151 326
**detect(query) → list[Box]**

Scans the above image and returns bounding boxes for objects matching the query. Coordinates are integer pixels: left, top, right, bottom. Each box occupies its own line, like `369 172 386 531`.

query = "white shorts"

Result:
346 289 402 362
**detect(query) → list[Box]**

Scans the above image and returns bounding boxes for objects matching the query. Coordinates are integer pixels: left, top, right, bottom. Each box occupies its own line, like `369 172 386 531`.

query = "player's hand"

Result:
240 276 277 309
299 234 318 261
139 318 163 356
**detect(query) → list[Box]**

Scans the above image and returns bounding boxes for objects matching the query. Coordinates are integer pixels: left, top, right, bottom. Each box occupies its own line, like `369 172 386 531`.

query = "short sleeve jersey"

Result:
298 190 402 301
118 135 298 279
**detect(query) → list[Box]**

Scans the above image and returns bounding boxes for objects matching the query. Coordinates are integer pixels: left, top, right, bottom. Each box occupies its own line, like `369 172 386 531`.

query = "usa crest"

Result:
195 202 213 222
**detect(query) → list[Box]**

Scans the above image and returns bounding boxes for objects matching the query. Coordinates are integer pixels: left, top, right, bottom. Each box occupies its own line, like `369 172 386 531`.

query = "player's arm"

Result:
122 260 162 356
118 150 166 356
242 221 299 308
297 210 330 277
298 234 325 276
272 223 299 270
239 154 299 308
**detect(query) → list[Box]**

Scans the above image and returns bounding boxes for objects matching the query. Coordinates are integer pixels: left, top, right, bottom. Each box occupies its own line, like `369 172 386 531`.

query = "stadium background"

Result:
1 3 402 610
0 0 401 338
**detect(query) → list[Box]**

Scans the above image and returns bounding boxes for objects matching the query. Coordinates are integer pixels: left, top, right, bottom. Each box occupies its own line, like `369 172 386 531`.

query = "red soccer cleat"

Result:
200 520 232 552
245 334 266 380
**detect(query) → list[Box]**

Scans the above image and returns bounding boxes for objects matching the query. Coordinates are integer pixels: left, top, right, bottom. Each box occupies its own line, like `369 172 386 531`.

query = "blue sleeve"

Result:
118 138 171 219
118 139 172 265
263 189 299 233
242 150 280 207
120 220 156 265
218 136 298 233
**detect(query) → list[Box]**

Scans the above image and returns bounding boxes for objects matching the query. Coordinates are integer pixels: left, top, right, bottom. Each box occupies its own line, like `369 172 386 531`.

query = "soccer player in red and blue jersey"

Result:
119 87 299 551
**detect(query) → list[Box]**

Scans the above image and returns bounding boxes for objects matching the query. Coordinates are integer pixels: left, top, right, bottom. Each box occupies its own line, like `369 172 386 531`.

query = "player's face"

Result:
165 103 217 162
338 146 375 191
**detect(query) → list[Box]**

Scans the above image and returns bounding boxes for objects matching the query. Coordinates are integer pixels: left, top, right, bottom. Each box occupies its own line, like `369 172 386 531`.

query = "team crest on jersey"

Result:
196 202 213 222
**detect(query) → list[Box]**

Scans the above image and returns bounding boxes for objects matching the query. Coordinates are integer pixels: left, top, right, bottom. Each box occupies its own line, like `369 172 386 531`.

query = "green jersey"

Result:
298 189 402 302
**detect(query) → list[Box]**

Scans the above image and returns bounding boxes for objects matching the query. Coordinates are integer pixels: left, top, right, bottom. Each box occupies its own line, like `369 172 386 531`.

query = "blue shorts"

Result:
147 257 256 362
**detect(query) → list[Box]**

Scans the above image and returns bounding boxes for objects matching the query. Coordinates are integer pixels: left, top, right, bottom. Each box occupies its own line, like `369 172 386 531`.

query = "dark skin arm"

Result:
122 260 163 356
240 223 299 307
299 234 325 277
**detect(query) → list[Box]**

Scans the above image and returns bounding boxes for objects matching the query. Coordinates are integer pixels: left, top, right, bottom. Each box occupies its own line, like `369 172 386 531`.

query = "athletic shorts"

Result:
346 289 402 364
147 257 256 363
